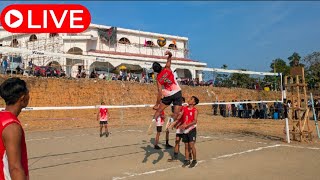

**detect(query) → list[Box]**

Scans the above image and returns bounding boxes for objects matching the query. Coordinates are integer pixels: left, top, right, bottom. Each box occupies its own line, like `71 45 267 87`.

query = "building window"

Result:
29 34 37 42
49 33 59 38
146 41 155 47
11 39 19 47
119 37 131 44
168 44 177 50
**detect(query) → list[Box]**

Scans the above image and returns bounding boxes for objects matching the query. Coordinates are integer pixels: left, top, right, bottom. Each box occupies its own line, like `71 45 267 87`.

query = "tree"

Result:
270 58 290 76
303 51 320 89
263 58 289 91
288 52 304 67
221 64 228 69
215 64 230 87
229 69 255 89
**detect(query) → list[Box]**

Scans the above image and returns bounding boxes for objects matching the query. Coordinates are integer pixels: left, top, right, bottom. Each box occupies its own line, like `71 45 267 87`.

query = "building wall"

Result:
0 26 204 79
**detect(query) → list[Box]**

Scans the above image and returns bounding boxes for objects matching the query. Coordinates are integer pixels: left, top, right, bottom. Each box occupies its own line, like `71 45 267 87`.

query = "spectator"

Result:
231 100 236 117
238 101 243 118
99 73 106 80
90 71 96 78
316 99 320 120
247 100 253 119
226 103 232 117
2 58 8 75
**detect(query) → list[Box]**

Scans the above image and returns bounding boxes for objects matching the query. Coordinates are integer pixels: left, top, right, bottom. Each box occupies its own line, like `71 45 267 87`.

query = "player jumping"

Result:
151 51 182 128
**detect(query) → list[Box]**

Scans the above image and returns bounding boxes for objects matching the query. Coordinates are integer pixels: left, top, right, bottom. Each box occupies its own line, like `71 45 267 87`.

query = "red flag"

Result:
107 28 113 37
144 39 147 47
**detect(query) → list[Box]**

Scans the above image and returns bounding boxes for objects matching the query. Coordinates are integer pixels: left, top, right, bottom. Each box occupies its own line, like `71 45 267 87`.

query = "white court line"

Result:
281 144 320 150
112 144 281 180
26 130 144 142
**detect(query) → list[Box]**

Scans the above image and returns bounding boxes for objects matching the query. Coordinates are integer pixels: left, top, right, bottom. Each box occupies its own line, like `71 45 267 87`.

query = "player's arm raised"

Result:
164 51 172 69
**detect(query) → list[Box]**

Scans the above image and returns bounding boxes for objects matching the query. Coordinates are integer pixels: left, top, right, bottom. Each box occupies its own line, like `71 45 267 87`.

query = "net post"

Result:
310 93 320 139
285 117 290 143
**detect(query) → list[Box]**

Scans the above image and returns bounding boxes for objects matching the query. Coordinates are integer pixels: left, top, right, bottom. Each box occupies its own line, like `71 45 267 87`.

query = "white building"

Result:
0 24 206 80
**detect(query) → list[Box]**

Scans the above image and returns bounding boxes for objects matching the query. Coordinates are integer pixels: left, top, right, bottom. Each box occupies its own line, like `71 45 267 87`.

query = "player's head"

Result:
152 62 162 73
101 101 105 105
189 96 199 106
0 78 29 108
182 97 185 103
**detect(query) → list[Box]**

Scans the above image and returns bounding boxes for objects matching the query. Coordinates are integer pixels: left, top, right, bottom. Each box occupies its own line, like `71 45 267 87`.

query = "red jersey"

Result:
182 107 198 133
99 108 108 121
176 106 188 134
156 68 181 97
156 111 165 126
0 111 29 179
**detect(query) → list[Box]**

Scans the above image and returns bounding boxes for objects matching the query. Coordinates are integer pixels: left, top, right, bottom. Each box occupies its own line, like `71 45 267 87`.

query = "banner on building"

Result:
98 27 117 46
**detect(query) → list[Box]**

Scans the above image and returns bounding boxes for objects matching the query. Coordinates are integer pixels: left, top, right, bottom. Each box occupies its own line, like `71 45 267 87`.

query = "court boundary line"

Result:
112 144 281 180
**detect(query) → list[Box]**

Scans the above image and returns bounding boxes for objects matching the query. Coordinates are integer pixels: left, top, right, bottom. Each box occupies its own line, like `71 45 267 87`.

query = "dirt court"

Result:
23 110 320 180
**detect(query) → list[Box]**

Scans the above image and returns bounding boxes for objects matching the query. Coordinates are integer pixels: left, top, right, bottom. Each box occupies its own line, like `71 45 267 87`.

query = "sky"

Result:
1 1 320 72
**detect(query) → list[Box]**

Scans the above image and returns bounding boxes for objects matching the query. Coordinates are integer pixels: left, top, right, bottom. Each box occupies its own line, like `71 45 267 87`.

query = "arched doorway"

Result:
175 68 192 79
29 34 37 42
118 37 131 44
168 44 177 50
145 41 155 47
47 61 62 69
49 33 59 38
66 47 84 77
10 39 19 47
89 61 114 75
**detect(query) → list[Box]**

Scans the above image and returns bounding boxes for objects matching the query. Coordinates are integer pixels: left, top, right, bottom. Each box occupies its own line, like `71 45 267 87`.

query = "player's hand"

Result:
180 124 186 130
153 104 159 110
165 51 172 57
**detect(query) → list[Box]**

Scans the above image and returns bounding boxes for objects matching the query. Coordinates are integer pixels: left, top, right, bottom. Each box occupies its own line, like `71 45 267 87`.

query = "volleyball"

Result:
157 37 166 47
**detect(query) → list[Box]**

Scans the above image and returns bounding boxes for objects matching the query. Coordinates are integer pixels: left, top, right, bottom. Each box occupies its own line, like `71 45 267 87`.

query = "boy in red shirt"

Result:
0 78 30 179
97 102 110 137
167 97 188 161
154 111 172 149
151 51 182 127
180 96 199 168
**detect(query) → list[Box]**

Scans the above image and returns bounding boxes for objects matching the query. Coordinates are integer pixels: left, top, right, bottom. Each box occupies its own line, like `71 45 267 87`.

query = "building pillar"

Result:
190 69 196 80
197 70 203 82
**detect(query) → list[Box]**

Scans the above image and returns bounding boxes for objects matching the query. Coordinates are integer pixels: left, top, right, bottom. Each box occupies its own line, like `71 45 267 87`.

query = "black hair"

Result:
0 78 28 105
182 97 185 103
152 62 162 73
192 96 199 105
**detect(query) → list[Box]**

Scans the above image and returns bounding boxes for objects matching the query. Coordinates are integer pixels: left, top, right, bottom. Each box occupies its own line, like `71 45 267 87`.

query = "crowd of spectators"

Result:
213 98 320 120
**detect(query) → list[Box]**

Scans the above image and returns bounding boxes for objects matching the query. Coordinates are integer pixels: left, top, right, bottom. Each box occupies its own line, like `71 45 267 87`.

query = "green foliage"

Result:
288 52 304 67
303 51 320 89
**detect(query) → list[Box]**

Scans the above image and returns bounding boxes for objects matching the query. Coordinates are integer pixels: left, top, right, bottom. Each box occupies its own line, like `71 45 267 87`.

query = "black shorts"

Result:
182 128 197 143
161 91 182 106
176 133 184 139
100 121 108 125
156 126 163 132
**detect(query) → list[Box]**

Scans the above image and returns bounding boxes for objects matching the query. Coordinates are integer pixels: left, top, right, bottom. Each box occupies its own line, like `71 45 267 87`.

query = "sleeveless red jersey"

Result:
0 111 29 180
182 107 197 133
99 108 108 121
156 68 181 97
